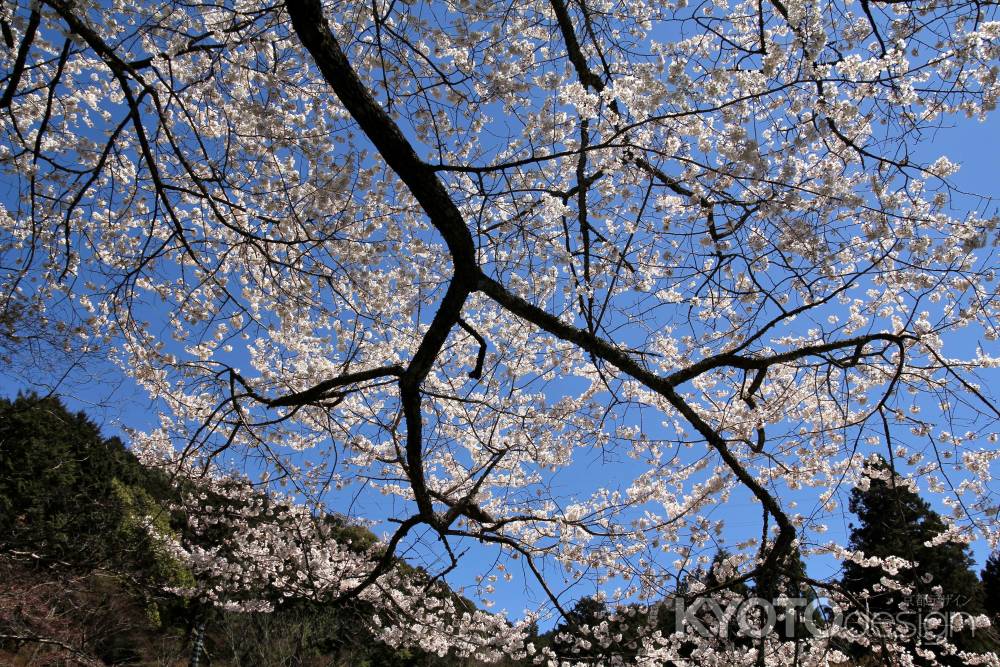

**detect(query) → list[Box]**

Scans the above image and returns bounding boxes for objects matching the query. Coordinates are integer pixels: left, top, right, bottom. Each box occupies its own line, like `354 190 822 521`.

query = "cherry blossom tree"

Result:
2 0 999 662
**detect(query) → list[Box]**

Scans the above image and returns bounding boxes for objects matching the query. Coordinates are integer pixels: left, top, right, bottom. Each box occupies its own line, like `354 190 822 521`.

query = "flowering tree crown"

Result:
1 0 999 662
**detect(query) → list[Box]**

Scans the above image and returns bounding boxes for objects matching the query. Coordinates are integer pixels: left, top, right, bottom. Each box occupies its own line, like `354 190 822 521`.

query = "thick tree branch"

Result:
457 317 487 379
548 0 606 92
477 274 796 569
285 0 476 278
0 10 40 109
287 0 483 524
230 365 405 407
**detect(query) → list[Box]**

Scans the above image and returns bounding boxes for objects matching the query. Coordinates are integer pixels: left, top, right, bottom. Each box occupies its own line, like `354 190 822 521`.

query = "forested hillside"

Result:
0 394 523 666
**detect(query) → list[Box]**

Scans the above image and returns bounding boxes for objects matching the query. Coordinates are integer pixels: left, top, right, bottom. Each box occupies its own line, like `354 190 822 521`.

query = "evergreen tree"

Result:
0 393 188 664
752 548 821 643
752 546 809 602
840 455 987 662
549 596 609 662
981 552 1000 620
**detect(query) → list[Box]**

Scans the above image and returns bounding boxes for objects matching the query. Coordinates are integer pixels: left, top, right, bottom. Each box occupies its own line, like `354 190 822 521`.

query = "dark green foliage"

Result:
538 552 784 665
750 548 823 644
548 596 613 663
0 393 166 571
841 457 983 615
840 455 991 663
982 552 1000 619
215 597 473 667
752 549 807 601
544 595 682 665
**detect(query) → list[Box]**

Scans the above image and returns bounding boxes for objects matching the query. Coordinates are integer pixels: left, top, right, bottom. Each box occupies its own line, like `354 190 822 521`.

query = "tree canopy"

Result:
1 0 999 663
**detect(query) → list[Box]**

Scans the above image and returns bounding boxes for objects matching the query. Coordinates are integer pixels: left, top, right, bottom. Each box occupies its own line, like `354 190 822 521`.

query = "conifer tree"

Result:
981 552 1000 620
840 456 987 662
